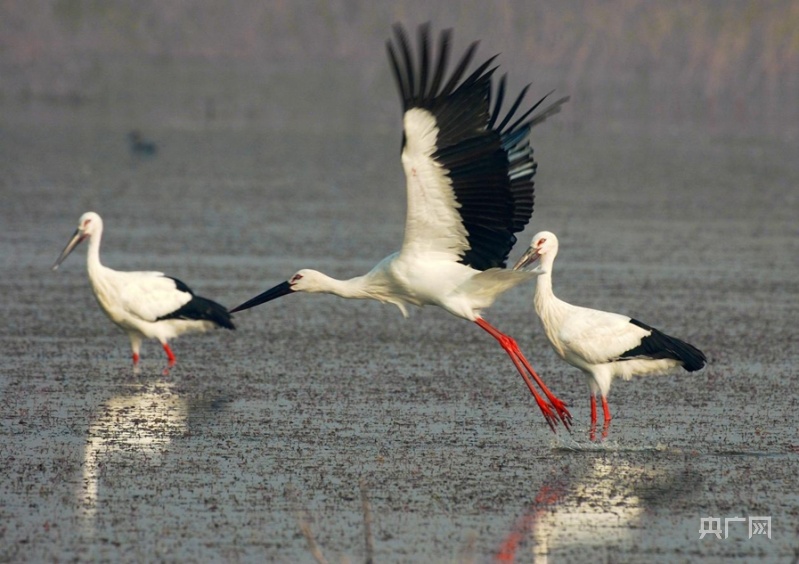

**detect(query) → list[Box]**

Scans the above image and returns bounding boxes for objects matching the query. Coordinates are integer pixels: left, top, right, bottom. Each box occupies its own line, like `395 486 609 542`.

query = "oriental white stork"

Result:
52 211 235 368
513 231 707 439
231 24 572 432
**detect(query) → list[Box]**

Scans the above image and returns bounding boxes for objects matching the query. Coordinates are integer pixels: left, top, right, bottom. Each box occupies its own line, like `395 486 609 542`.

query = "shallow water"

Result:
2 58 798 564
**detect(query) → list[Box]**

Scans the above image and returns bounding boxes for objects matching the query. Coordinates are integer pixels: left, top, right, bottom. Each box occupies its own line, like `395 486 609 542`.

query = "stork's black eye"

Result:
290 274 303 284
537 238 546 246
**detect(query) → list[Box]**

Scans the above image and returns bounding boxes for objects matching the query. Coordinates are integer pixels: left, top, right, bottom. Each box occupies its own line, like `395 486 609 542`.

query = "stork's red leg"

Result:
132 353 140 366
162 343 176 367
601 396 611 423
589 395 598 441
505 346 559 433
512 350 572 428
601 396 611 439
475 319 571 432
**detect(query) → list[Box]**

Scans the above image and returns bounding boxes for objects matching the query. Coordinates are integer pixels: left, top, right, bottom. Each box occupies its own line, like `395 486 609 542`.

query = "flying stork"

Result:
232 24 571 431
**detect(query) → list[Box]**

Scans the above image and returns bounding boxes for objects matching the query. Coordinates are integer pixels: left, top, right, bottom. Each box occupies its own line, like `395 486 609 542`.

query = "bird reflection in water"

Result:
79 383 188 533
495 454 702 562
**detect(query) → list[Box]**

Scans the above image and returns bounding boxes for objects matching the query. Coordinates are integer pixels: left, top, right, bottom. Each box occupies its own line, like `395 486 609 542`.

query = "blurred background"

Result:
2 0 798 138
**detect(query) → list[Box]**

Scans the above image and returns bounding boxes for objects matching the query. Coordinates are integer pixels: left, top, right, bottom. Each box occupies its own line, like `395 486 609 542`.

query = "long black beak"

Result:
512 247 540 271
230 281 293 313
52 229 84 270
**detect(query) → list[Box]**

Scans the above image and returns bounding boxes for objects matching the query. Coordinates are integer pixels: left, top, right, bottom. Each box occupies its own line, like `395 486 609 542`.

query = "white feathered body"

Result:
87 260 216 344
300 251 535 322
534 280 682 398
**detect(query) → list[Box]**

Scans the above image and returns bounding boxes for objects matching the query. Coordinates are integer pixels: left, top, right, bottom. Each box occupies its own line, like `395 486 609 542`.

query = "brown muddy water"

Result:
1 108 798 561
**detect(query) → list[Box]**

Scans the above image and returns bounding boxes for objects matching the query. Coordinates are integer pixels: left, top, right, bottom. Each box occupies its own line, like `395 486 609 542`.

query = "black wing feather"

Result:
487 74 507 130
619 319 706 371
157 277 236 330
427 29 451 99
417 23 431 102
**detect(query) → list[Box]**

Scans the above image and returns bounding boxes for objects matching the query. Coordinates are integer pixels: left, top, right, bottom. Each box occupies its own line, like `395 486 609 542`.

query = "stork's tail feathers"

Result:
195 297 236 330
661 331 706 372
624 318 706 372
158 296 236 330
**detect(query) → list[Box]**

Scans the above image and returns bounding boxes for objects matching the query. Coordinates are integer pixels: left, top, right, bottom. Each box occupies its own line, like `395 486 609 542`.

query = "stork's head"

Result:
229 269 330 313
285 269 335 293
52 211 104 270
512 231 559 271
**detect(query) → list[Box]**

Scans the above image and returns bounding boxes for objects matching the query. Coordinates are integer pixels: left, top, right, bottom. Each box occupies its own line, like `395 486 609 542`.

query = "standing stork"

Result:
53 211 235 369
231 24 571 432
514 231 707 439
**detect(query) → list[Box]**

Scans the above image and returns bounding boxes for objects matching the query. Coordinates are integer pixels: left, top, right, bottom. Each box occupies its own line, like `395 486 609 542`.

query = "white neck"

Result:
85 228 105 278
533 253 567 326
307 271 374 300
303 266 411 317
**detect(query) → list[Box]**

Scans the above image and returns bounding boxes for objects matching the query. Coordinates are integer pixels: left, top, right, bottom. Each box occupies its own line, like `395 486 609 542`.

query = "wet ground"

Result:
2 94 798 561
